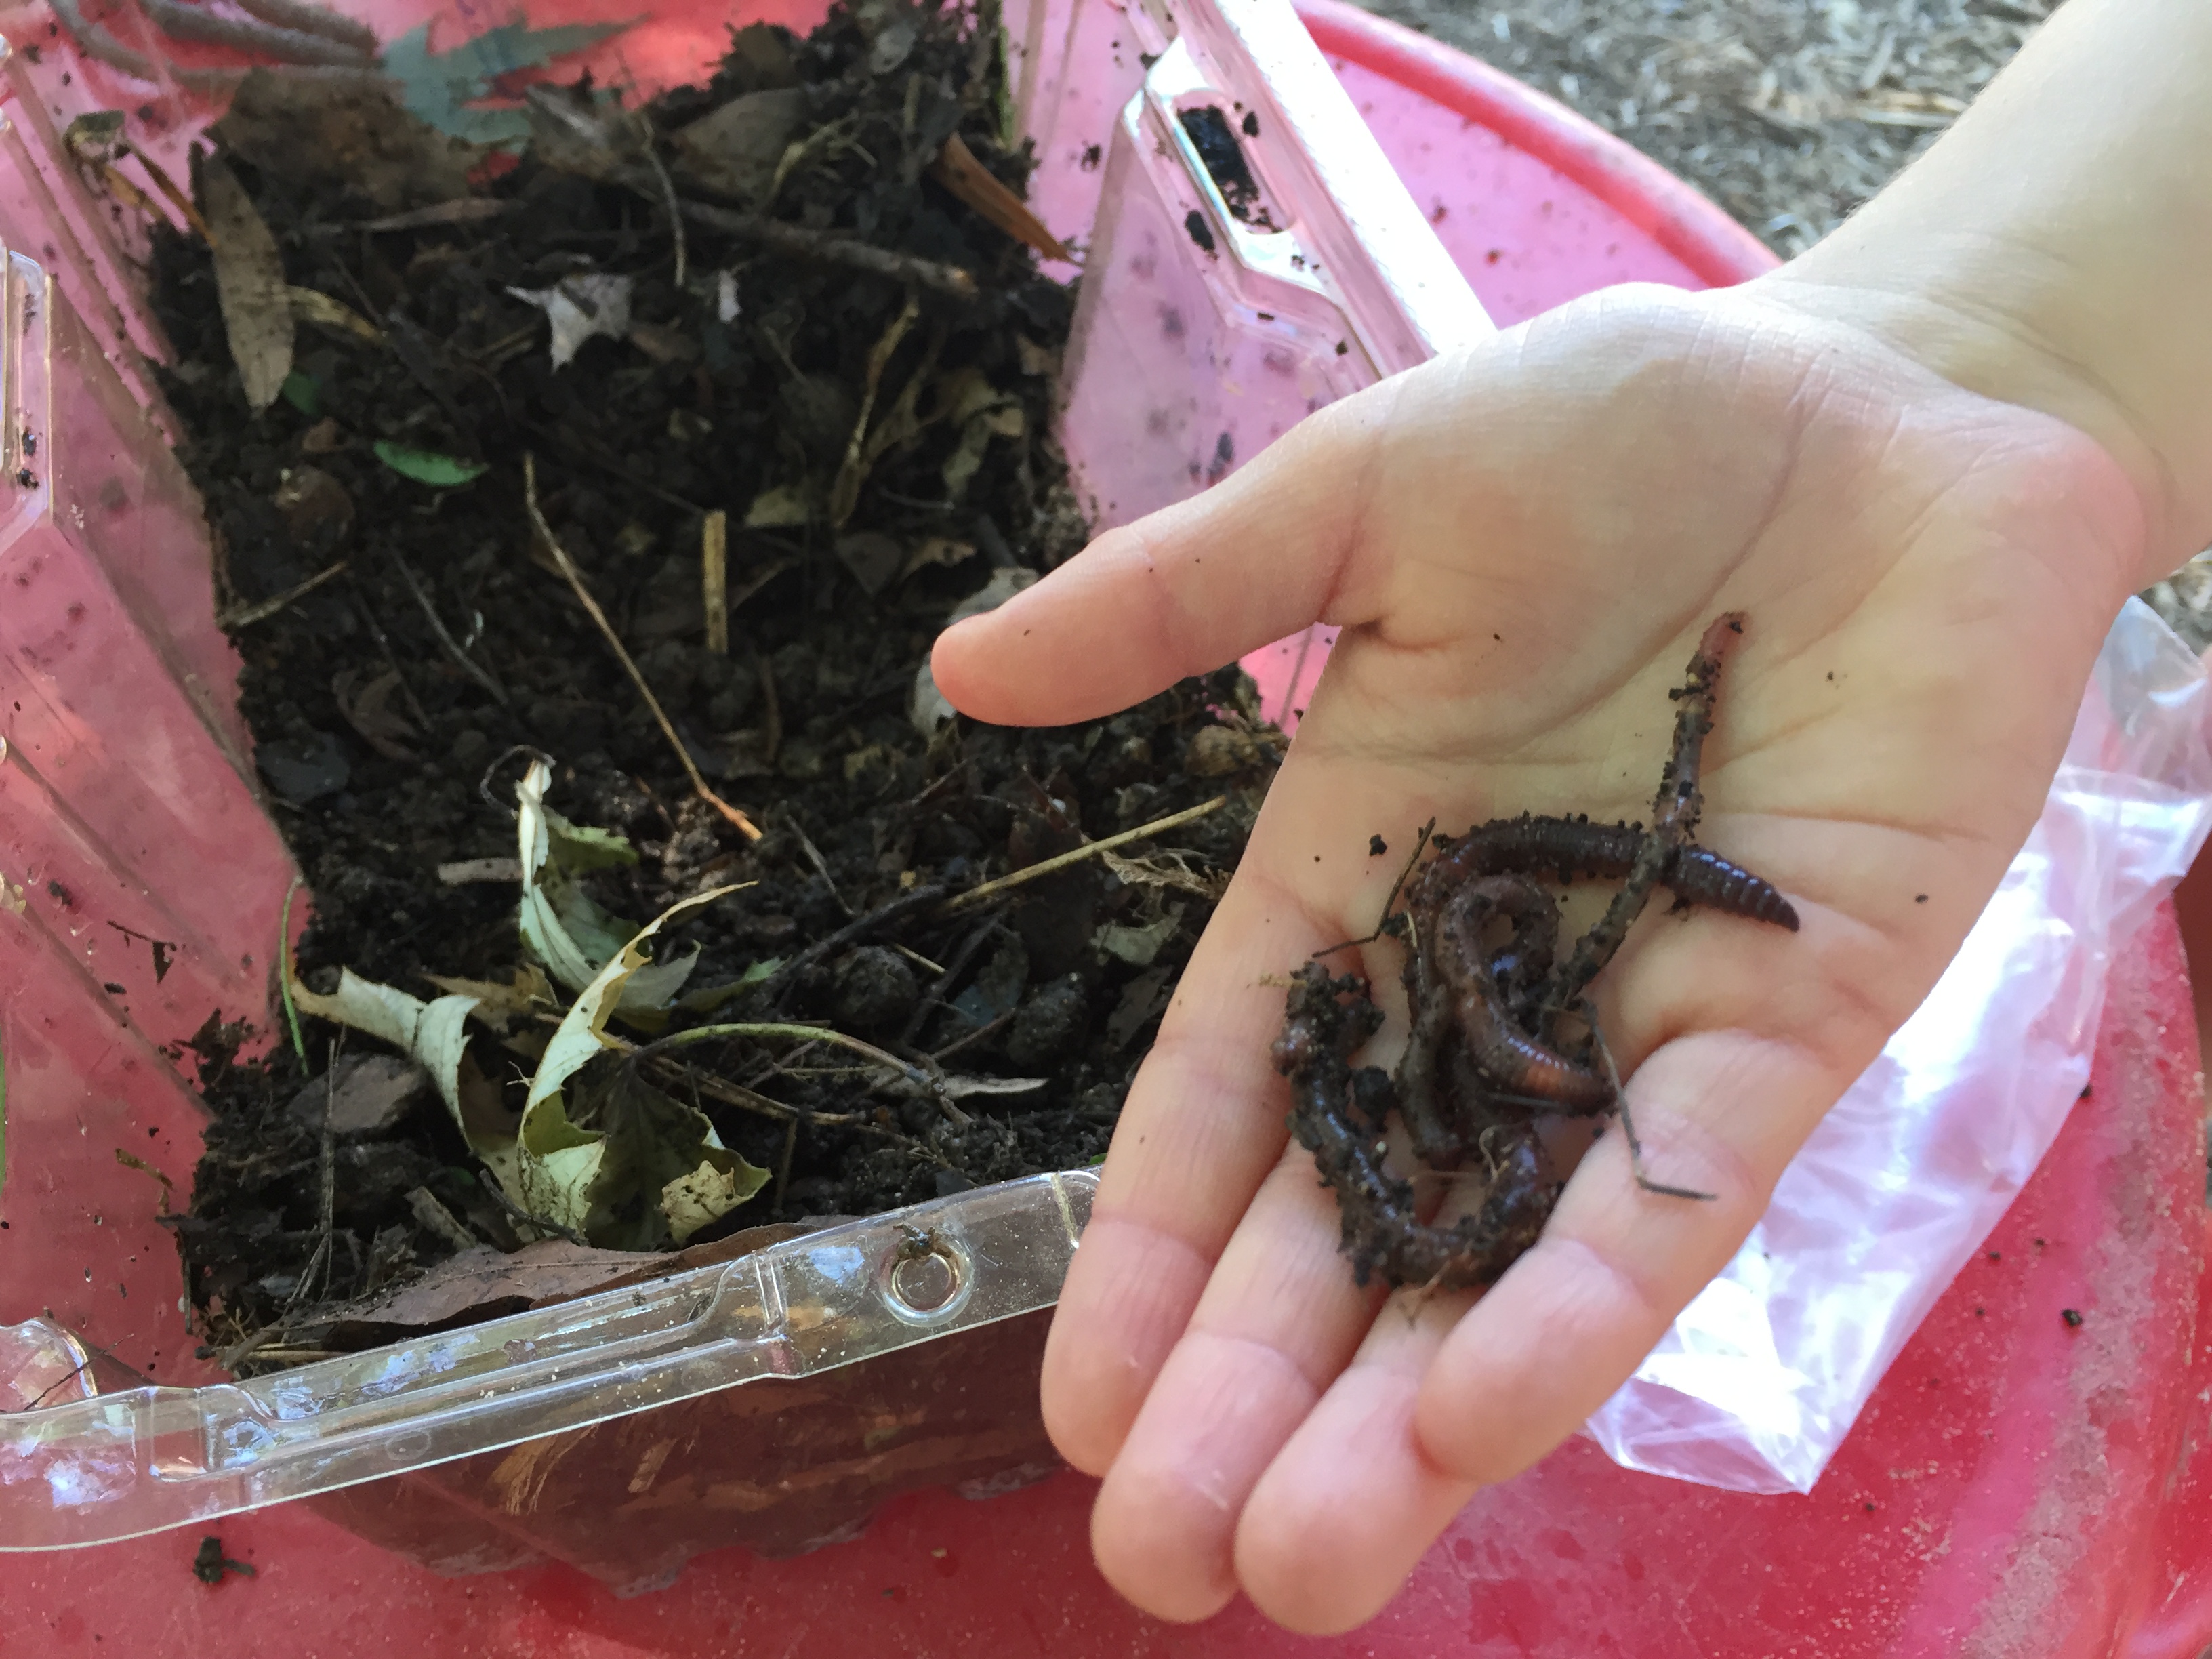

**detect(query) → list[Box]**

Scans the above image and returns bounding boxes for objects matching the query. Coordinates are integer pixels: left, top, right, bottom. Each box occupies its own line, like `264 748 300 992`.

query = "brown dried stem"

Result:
701 510 729 654
523 453 761 840
937 795 1229 915
678 200 979 300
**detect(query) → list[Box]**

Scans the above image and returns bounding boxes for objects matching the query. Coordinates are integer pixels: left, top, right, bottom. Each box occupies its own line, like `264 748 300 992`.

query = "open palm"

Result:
930 282 2146 1633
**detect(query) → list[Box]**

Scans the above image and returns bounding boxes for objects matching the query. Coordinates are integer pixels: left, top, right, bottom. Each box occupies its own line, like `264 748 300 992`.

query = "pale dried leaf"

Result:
506 273 634 369
201 157 293 410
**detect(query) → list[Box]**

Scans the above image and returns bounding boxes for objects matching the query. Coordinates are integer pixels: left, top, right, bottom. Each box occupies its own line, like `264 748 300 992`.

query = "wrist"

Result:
1753 262 2177 590
1753 0 2212 589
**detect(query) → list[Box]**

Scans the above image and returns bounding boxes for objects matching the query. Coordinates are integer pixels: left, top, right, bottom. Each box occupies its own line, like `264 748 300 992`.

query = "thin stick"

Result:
390 552 508 706
524 453 762 840
701 510 729 654
830 291 920 528
278 880 307 1063
900 911 1003 1043
1588 1010 1714 1202
638 1054 870 1128
126 148 211 243
930 1009 1010 1063
218 559 348 630
763 882 950 1004
474 1170 588 1247
771 1116 798 1218
285 1038 340 1316
1312 816 1435 957
784 811 851 917
678 200 979 300
642 142 689 291
641 1023 973 1126
938 796 1229 915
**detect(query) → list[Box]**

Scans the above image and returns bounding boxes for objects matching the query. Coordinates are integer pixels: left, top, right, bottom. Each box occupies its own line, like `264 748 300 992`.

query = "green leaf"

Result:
515 760 710 1016
382 19 632 148
281 370 321 416
677 958 782 1015
527 880 737 1113
516 879 752 1244
288 969 480 1119
545 809 639 872
375 441 488 487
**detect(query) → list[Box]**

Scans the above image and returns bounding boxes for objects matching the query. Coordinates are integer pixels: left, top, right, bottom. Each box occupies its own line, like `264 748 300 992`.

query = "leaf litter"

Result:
152 1 1277 1374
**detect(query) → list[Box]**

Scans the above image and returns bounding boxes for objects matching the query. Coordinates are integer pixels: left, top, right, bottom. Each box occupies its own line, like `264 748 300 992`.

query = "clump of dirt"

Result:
150 2 1278 1367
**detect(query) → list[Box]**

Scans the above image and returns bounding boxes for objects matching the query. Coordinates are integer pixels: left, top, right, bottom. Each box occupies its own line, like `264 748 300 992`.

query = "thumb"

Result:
929 372 1407 727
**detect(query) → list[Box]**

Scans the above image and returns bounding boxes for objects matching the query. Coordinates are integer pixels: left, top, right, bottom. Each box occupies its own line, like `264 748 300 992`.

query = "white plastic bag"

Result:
1585 598 2212 1494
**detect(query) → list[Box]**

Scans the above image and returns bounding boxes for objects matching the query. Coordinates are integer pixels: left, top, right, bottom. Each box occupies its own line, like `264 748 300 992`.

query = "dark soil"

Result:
155 3 1276 1364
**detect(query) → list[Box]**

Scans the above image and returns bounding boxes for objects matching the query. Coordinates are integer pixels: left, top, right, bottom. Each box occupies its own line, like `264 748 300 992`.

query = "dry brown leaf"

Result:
930 132 1071 262
332 665 418 760
215 67 485 211
672 87 809 203
289 285 382 344
200 157 294 411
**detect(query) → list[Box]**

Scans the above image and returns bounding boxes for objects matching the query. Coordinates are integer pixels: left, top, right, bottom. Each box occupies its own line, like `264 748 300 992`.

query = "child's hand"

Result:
930 281 2146 1631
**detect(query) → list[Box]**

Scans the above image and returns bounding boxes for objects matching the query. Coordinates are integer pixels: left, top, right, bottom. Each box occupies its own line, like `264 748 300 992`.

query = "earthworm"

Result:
1275 613 1799 1290
1433 876 1609 1112
1273 965 1555 1290
1416 817 1798 932
1542 612 1750 1009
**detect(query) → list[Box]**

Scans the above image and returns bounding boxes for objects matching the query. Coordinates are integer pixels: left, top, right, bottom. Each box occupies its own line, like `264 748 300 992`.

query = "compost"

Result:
1272 615 1797 1289
148 2 1277 1366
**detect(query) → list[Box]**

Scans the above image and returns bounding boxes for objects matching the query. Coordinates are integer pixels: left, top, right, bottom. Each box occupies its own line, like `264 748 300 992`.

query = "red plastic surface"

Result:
5 907 2204 1658
7 6 2210 1656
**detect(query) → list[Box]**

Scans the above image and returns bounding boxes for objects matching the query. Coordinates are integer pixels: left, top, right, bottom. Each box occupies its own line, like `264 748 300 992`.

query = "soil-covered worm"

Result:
1277 613 1800 1290
1273 964 1555 1290
1414 815 1799 933
1430 874 1611 1111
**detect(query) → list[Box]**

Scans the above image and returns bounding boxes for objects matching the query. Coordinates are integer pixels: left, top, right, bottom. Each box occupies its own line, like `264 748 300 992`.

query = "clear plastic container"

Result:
0 0 1485 1582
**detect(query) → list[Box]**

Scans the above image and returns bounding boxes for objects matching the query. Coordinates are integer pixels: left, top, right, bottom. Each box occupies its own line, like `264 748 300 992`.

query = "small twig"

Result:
900 911 1004 1043
759 653 783 764
218 560 348 630
1313 817 1435 957
127 148 211 243
930 1009 1011 1063
522 418 705 512
830 291 920 528
771 1117 798 1218
938 796 1230 916
890 942 945 976
678 200 979 300
643 143 688 291
783 811 852 918
524 453 760 840
345 588 430 726
357 200 517 232
278 880 306 1063
390 551 509 706
701 510 729 654
1587 1010 1714 1202
637 1054 869 1128
642 1022 972 1126
474 1170 588 1248
762 882 951 1004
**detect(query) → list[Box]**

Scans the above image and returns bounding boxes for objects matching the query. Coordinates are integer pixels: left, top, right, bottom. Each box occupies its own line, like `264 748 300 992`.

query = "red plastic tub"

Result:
3 3 2209 1656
